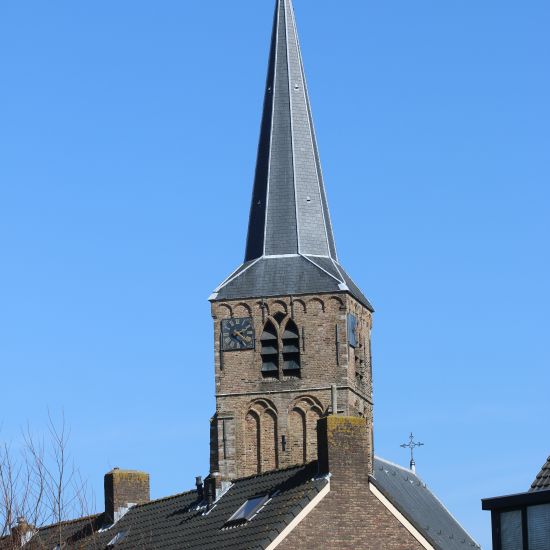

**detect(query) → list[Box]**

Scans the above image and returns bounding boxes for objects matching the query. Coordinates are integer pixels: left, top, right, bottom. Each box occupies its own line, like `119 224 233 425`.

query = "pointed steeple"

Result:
246 0 337 261
212 0 372 311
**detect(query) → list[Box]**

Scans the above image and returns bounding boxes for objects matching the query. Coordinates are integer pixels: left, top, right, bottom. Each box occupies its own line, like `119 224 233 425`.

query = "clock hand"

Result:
234 330 252 343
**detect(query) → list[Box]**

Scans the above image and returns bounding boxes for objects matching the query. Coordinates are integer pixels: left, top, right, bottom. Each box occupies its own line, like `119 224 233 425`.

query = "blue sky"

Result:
1 1 549 547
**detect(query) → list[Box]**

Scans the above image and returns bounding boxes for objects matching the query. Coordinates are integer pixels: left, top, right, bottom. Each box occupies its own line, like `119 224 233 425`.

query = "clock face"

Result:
221 317 255 351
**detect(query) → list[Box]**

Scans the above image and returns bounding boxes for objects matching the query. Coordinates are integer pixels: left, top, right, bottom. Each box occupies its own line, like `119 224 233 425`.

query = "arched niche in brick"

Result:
233 302 252 317
329 296 344 309
244 400 278 476
287 396 324 466
271 300 288 316
288 408 306 465
307 297 325 313
218 303 232 318
293 299 307 315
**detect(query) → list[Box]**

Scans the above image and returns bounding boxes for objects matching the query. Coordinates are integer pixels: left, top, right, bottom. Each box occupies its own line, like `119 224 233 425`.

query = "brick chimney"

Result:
104 468 150 524
11 517 35 547
317 416 373 483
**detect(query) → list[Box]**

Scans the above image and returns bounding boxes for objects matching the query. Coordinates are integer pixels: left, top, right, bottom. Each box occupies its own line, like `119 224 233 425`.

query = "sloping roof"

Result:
530 455 550 492
213 255 374 311
213 0 373 311
372 457 480 550
2 458 479 550
0 515 103 550
9 463 327 550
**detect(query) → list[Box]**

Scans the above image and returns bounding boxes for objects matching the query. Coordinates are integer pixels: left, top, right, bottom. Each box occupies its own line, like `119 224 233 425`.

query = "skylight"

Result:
107 530 128 547
225 495 270 526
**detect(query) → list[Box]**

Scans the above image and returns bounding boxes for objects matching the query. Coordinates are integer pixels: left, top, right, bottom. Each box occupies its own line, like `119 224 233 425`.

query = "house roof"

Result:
3 457 479 550
530 455 550 492
212 0 373 311
4 463 327 550
372 457 480 550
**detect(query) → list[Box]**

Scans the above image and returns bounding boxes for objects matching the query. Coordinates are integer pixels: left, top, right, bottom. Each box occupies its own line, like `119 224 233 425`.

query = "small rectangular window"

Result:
348 314 357 348
225 495 269 526
528 503 550 550
500 510 523 550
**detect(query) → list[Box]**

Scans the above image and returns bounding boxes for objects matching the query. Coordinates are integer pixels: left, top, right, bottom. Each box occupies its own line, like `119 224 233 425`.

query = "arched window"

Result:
260 321 279 379
282 319 301 377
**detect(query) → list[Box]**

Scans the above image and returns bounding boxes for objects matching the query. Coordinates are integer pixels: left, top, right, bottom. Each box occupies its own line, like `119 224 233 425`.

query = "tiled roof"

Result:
372 457 480 550
0 515 103 550
6 463 327 550
530 455 550 492
1 457 480 549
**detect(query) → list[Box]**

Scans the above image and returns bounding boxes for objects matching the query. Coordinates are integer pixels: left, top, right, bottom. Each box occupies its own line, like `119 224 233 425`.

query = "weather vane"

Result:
400 433 424 473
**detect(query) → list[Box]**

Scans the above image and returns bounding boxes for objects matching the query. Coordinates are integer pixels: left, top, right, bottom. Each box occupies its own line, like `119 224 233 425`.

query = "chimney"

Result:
317 416 373 483
104 468 150 524
11 517 35 547
195 476 204 501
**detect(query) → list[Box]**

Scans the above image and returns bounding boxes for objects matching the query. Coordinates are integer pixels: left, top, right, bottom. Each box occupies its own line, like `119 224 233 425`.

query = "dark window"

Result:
261 321 279 378
348 314 358 348
273 311 286 325
282 319 301 377
500 510 522 550
527 503 550 550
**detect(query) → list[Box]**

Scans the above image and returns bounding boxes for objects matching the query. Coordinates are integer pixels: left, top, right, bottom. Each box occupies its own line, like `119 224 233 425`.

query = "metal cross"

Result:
400 433 424 473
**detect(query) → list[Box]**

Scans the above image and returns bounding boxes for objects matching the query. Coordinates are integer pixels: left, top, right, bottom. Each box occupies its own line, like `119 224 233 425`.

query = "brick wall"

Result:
279 417 426 550
210 293 373 481
104 469 150 524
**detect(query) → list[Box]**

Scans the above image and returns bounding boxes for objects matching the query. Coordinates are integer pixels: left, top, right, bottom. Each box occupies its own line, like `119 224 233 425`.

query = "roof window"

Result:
225 495 270 527
107 530 128 547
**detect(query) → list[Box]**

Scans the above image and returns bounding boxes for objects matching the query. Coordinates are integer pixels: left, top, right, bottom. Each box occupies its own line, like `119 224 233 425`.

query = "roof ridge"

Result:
302 255 343 284
133 463 316 510
233 461 316 483
375 456 417 477
35 513 102 532
133 488 198 509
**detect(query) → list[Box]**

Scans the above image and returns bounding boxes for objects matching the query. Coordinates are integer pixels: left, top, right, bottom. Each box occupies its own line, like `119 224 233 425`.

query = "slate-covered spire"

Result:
212 0 372 311
245 0 337 262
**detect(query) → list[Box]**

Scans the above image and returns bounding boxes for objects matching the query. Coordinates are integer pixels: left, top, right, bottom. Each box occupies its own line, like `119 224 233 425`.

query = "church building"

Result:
1 1 480 549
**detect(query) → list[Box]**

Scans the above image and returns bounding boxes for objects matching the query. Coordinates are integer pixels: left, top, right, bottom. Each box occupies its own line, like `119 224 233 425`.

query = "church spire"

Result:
245 0 337 262
212 0 372 312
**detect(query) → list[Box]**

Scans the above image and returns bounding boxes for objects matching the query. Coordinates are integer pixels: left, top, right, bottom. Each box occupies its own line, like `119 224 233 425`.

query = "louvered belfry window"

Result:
260 321 279 378
282 319 301 377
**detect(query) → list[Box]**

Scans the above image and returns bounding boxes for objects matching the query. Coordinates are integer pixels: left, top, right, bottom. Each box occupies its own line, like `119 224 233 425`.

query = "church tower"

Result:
209 0 374 482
